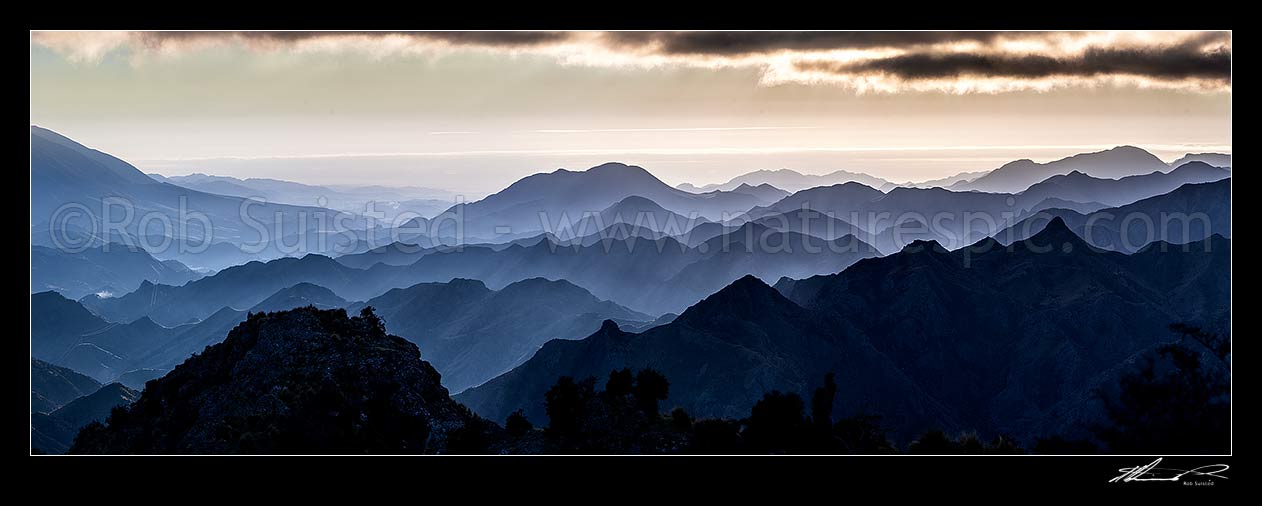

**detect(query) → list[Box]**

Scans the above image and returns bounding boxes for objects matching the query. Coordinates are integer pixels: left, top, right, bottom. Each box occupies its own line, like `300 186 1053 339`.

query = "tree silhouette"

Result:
908 429 960 454
811 372 837 432
833 415 895 454
1095 324 1230 454
445 415 492 454
957 432 985 454
505 409 533 438
544 376 595 439
1033 436 1099 454
1170 322 1230 362
689 419 743 454
358 306 385 334
605 368 634 398
985 434 1024 454
632 368 669 416
670 407 692 431
742 390 809 453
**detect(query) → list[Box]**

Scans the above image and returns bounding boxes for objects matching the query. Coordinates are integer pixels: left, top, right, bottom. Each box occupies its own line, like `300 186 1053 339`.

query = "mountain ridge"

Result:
459 222 1229 443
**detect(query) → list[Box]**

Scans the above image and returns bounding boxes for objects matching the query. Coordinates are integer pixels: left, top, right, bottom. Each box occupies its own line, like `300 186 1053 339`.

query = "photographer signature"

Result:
1110 458 1229 483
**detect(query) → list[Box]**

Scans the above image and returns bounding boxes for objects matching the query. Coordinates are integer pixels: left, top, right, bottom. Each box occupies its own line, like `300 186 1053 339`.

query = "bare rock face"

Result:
70 306 482 454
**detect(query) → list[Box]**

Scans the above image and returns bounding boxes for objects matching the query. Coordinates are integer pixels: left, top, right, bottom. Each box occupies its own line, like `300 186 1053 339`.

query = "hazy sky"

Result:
30 31 1231 193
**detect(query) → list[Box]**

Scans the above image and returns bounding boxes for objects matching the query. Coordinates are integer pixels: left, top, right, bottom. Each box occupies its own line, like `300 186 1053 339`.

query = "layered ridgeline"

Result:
996 179 1231 252
32 382 138 454
150 173 459 222
679 168 894 193
682 146 1223 196
348 278 653 393
1015 161 1229 208
32 125 1227 308
457 218 1230 444
32 243 204 300
418 162 768 242
81 225 878 321
34 282 347 386
30 126 375 271
1170 153 1231 168
31 359 101 414
77 254 396 326
36 278 653 395
32 359 137 454
32 290 246 384
70 307 486 454
948 146 1175 193
742 162 1228 254
727 182 791 203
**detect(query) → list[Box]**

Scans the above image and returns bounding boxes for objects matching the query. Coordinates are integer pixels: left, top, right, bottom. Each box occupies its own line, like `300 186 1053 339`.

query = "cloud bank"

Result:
31 31 1230 94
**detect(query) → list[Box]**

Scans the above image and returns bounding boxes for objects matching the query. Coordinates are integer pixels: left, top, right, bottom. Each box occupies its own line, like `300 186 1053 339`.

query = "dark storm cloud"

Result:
603 31 1018 55
135 31 573 48
795 35 1232 82
32 30 1231 92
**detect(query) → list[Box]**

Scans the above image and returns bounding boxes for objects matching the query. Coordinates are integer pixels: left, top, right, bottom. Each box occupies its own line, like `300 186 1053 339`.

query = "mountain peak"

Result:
1078 145 1162 163
599 319 621 333
500 277 577 294
1020 216 1093 253
899 239 948 254
445 278 490 290
607 195 665 211
1169 160 1221 174
677 274 793 324
286 281 331 292
1041 216 1071 233
128 315 162 329
1171 153 1231 169
752 169 802 176
1000 158 1037 168
963 236 1004 252
587 162 647 175
31 126 160 188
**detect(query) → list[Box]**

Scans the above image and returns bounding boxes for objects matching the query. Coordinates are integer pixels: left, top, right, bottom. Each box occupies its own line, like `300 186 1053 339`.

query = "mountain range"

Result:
996 179 1231 252
31 126 377 271
1015 161 1229 208
150 173 459 221
37 273 655 395
394 226 879 316
679 168 894 193
457 219 1229 443
76 254 398 326
948 146 1175 194
32 382 138 454
557 195 714 241
33 289 252 384
738 160 1229 254
32 359 102 414
674 147 1227 197
32 243 203 299
422 162 767 242
348 277 652 392
28 126 1232 454
1170 153 1231 168
81 216 879 321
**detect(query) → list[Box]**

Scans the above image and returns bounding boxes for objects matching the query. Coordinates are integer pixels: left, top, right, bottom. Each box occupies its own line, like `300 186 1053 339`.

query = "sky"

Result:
30 31 1231 193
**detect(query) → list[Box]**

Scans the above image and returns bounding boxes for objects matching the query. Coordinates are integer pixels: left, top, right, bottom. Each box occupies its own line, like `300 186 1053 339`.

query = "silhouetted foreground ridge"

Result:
71 307 486 454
